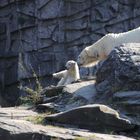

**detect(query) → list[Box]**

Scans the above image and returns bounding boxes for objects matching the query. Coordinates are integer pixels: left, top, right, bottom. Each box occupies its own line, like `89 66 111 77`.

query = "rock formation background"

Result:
0 0 140 105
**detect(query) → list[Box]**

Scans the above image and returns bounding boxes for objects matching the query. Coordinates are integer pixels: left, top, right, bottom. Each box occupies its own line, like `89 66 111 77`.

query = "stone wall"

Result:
0 0 140 105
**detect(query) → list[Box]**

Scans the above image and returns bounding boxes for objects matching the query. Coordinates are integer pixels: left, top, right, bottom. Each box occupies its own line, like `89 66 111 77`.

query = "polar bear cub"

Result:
53 60 80 86
77 26 140 67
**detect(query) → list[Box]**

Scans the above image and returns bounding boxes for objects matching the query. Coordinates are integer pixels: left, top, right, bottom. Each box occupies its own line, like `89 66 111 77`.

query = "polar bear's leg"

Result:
57 78 66 86
53 70 67 79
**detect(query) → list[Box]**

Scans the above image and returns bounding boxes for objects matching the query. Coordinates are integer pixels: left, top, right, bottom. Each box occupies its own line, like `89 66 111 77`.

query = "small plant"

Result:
75 137 87 140
75 135 96 140
19 70 44 105
18 57 44 105
26 114 46 125
19 84 43 105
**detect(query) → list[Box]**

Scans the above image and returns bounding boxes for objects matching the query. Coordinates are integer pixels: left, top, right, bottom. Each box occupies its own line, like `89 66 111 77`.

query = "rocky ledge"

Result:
0 107 136 140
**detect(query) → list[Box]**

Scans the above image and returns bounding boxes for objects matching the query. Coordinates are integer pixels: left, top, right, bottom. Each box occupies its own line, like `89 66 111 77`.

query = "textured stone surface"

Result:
95 43 140 101
0 107 37 119
63 80 96 102
0 119 135 140
0 0 140 105
46 104 135 132
113 91 140 125
0 107 136 140
54 80 97 112
37 80 97 112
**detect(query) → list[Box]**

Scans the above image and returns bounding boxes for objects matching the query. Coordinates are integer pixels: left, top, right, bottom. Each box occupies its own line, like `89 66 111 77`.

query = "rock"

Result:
113 91 140 109
41 86 64 97
0 119 136 140
113 91 140 125
80 66 98 79
96 43 140 101
0 107 37 119
35 80 96 113
43 96 59 103
37 81 96 112
35 103 59 113
0 107 136 140
0 94 8 107
65 18 88 30
63 80 96 102
46 104 135 132
0 118 76 140
54 80 97 112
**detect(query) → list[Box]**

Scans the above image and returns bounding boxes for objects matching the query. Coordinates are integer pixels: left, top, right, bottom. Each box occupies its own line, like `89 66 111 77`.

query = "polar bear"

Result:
53 60 80 86
77 26 140 67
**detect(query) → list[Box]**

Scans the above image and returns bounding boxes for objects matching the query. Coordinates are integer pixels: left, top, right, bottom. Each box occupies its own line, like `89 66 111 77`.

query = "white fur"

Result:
53 60 80 86
77 26 140 67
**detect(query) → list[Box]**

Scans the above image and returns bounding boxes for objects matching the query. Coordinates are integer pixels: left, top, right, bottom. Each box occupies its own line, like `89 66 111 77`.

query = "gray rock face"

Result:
0 107 136 140
36 80 97 112
0 119 135 140
96 43 140 100
0 107 37 119
113 91 140 125
63 80 96 102
0 0 140 105
46 104 135 132
54 80 97 112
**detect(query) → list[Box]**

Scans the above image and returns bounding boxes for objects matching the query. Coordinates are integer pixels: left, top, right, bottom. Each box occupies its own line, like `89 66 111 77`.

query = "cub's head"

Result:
65 60 80 79
77 47 99 67
65 60 76 70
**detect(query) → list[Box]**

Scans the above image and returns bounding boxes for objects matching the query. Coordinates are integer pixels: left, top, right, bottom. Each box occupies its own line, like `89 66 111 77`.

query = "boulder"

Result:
41 86 64 97
46 104 134 132
63 80 96 102
54 80 97 112
113 91 140 125
96 43 140 101
35 103 59 113
37 80 97 112
0 107 136 140
0 106 37 119
0 118 136 140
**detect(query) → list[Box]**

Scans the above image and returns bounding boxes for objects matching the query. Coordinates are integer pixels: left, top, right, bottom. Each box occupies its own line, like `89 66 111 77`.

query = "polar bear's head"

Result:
65 60 77 70
77 47 99 67
65 60 80 79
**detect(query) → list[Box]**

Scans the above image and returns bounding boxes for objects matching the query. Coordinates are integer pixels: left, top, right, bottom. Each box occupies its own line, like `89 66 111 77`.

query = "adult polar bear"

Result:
77 26 140 67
